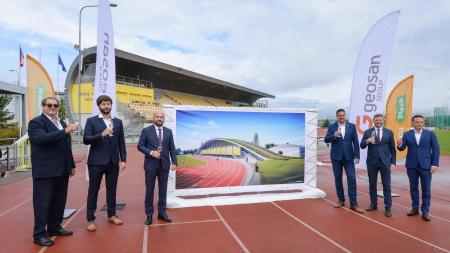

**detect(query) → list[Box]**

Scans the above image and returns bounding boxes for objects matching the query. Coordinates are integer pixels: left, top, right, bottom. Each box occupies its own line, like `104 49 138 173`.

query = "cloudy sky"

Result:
0 0 449 117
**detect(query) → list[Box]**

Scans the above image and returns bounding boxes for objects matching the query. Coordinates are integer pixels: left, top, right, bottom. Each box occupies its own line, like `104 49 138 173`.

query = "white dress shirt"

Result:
414 129 422 145
98 114 115 128
338 123 346 139
44 113 63 130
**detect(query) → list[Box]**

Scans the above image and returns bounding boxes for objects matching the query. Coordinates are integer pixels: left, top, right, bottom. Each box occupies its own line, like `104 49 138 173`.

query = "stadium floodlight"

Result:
77 3 118 144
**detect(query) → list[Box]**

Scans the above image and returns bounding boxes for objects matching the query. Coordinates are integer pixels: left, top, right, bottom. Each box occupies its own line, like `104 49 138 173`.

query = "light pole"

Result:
76 3 117 144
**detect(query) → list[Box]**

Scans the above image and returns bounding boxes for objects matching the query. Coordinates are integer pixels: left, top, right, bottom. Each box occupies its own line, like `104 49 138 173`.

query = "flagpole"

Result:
57 55 59 98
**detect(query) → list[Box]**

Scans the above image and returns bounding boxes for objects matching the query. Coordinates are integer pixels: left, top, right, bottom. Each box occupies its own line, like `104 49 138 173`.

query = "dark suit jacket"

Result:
137 125 177 171
324 122 360 161
397 129 440 169
360 127 396 166
83 116 127 166
28 113 75 178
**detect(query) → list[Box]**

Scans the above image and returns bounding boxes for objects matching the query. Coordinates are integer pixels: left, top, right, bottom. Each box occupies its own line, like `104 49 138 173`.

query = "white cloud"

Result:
0 0 449 116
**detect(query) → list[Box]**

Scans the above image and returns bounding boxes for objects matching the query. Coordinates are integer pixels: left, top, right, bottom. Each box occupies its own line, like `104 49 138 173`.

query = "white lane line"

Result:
272 202 351 253
322 198 449 252
149 219 221 227
213 206 250 253
142 225 148 253
319 176 450 223
0 198 31 218
39 164 139 253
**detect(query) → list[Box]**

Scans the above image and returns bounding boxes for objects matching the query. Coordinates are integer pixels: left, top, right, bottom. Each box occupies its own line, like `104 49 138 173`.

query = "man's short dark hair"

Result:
41 96 59 106
336 109 346 115
412 114 424 121
96 95 113 106
373 113 384 120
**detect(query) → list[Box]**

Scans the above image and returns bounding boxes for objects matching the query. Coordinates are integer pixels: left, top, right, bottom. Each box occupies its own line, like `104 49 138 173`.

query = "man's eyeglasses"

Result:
45 104 59 109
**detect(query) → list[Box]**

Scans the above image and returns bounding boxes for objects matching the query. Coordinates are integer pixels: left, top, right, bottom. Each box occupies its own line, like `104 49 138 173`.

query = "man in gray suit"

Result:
360 113 396 217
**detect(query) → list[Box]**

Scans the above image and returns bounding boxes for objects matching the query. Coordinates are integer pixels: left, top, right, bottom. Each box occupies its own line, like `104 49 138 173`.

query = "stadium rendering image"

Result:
63 46 275 134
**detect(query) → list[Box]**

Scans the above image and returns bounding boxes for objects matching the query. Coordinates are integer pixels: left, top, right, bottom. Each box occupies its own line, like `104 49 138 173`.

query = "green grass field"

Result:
259 158 304 184
435 130 450 155
177 155 207 167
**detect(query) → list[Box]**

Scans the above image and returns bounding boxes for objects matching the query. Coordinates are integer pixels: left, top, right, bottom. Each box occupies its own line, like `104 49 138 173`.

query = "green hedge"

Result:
0 128 19 145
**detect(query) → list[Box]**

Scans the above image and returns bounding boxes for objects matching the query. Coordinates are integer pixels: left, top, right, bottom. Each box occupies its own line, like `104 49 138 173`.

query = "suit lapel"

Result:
41 114 59 131
150 125 159 146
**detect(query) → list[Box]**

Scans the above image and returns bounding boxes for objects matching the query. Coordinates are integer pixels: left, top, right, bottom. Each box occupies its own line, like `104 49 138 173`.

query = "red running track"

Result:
176 156 247 189
0 146 449 253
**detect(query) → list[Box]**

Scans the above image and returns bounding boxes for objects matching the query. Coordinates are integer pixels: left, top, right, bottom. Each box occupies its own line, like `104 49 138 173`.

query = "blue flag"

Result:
58 54 66 72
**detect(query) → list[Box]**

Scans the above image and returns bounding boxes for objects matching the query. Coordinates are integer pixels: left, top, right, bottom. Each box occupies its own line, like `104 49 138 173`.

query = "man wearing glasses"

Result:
28 97 78 246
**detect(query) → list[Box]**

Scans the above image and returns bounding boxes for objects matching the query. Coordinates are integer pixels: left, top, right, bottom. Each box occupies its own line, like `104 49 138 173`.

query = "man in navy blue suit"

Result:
28 97 78 246
83 95 127 231
360 114 396 217
397 115 440 221
324 109 364 213
138 111 177 225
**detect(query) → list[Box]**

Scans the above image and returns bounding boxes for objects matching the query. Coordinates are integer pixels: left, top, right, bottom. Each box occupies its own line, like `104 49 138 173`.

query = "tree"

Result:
0 95 17 128
321 119 330 128
58 99 67 119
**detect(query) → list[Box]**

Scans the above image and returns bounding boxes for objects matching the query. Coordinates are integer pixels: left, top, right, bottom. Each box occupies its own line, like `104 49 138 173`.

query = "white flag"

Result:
93 0 116 116
87 0 117 181
349 10 400 168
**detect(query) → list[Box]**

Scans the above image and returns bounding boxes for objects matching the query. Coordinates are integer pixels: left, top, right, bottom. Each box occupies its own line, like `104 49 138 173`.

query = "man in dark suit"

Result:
83 95 127 231
28 97 77 246
138 111 177 225
360 114 396 217
397 115 440 221
324 109 364 213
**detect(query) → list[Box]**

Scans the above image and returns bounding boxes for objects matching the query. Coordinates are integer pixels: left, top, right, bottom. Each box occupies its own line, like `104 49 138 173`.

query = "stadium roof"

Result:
66 47 274 104
0 81 26 95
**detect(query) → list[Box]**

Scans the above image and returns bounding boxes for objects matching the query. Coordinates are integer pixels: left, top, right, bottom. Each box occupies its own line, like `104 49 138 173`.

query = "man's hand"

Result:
354 158 360 165
367 137 375 144
334 130 342 137
120 161 126 170
390 164 395 172
431 166 438 174
151 151 161 159
101 128 113 137
397 138 403 146
70 168 75 177
170 164 177 171
65 124 78 134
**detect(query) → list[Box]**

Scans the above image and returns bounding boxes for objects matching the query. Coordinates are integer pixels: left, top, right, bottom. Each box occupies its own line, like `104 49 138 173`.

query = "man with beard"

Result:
360 113 396 217
83 95 127 232
138 111 177 225
324 109 364 213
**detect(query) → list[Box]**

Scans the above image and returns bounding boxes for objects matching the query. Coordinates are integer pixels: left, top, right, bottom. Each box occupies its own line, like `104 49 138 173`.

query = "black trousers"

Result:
86 162 119 221
144 162 169 216
33 175 69 240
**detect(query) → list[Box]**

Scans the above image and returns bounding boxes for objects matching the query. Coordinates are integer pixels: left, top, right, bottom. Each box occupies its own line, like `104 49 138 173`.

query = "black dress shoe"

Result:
366 205 378 211
158 212 172 222
385 208 392 217
407 209 419 216
145 216 152 225
422 213 431 221
48 228 73 237
33 237 55 247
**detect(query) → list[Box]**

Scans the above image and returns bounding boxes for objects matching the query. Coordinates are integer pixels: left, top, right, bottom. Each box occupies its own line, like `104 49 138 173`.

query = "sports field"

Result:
435 130 450 155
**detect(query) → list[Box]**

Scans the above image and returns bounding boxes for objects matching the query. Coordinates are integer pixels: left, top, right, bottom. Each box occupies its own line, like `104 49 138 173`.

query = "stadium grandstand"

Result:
64 47 274 134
